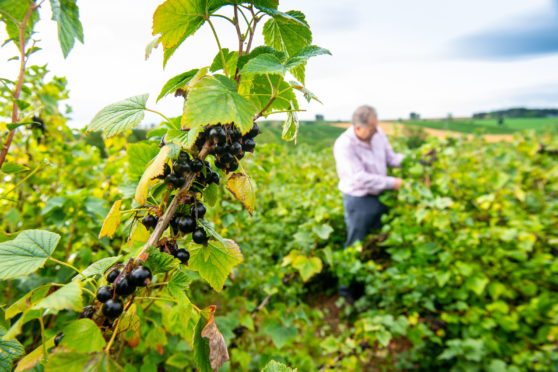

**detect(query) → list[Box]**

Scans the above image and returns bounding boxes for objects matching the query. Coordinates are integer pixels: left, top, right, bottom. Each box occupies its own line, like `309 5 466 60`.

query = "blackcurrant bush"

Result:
228 159 239 172
106 268 120 283
178 215 196 233
191 203 206 219
142 215 158 230
129 266 152 287
80 305 95 319
175 249 190 264
221 152 234 164
190 158 203 172
96 286 114 303
230 141 243 155
242 138 256 152
192 228 209 244
54 332 64 346
114 276 136 296
102 298 123 318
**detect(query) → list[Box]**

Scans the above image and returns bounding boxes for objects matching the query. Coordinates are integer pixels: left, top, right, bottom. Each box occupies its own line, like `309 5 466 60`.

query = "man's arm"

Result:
334 139 401 194
379 129 405 168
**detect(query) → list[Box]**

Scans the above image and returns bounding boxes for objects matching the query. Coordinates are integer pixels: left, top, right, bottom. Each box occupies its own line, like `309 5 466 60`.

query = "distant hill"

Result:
473 108 558 119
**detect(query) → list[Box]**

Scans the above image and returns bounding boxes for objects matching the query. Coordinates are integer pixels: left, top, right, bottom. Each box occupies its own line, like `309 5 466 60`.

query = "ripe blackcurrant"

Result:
178 215 196 233
221 152 234 164
142 215 158 230
171 174 186 188
190 158 203 172
175 248 190 264
214 158 226 170
106 268 120 283
170 214 181 235
246 123 260 139
157 163 170 178
214 143 227 155
191 203 206 219
230 142 243 155
242 138 256 152
96 286 114 303
209 127 227 143
54 332 64 346
80 305 95 319
129 266 152 287
167 240 178 255
228 159 239 172
165 173 179 187
114 276 136 296
208 171 220 184
179 150 190 161
229 127 242 141
102 298 123 318
192 228 209 244
173 159 187 174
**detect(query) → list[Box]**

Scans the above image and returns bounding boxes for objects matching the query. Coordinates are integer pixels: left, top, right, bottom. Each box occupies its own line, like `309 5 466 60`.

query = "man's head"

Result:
352 105 378 142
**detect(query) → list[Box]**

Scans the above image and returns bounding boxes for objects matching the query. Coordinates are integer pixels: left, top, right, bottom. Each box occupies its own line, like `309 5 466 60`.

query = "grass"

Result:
403 117 558 134
258 121 346 148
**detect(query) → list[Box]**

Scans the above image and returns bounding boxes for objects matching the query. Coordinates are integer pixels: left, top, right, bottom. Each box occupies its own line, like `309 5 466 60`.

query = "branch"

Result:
206 17 228 77
245 6 259 55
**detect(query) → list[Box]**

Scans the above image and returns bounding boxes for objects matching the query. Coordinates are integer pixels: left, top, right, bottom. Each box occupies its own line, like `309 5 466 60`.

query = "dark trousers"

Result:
343 194 387 248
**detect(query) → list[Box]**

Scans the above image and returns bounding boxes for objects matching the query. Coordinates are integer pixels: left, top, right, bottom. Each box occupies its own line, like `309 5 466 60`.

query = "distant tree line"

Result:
473 108 558 119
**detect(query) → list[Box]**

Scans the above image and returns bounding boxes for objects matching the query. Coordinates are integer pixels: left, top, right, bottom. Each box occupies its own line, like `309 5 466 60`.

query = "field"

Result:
403 117 558 134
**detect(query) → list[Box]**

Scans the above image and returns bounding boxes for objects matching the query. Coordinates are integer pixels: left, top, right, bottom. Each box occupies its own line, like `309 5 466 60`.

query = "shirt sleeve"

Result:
381 130 405 168
334 139 396 195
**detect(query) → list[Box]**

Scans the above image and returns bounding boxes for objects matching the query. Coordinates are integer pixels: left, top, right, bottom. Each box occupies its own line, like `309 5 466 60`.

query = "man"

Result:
333 105 405 248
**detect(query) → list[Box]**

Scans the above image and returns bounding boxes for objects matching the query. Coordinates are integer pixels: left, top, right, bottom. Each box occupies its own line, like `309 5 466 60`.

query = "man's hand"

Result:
394 177 403 190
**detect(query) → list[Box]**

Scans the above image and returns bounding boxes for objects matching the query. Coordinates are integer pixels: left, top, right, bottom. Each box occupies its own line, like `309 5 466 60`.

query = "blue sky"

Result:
1 0 557 125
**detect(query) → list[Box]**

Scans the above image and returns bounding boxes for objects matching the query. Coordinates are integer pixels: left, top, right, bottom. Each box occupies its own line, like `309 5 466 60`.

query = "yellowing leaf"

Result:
292 256 322 282
226 173 256 215
99 200 122 239
135 145 171 205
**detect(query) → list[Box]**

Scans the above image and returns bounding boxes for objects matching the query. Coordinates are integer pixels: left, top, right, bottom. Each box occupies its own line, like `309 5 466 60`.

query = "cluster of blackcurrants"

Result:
88 265 153 319
158 150 219 190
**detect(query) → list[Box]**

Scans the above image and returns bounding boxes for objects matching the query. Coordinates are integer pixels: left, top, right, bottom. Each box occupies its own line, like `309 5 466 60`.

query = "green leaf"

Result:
281 108 298 142
249 74 297 115
262 10 311 58
45 351 122 372
182 75 258 134
0 0 39 50
292 256 322 282
127 142 160 182
226 173 257 215
32 281 83 312
79 256 121 279
1 161 29 174
145 35 161 60
290 81 322 103
262 360 297 372
145 246 179 274
203 183 219 207
466 275 489 296
87 94 149 137
0 230 60 279
193 316 212 372
49 0 84 58
61 319 106 352
168 268 192 297
209 48 238 77
166 127 204 149
5 284 52 319
261 319 297 349
157 69 199 102
240 54 286 77
237 45 285 70
197 219 227 247
12 336 54 372
188 239 243 291
0 338 24 372
313 224 333 240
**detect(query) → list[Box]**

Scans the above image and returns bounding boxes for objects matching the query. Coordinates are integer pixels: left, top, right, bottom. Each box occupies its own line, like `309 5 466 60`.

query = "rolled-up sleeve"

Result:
334 139 396 195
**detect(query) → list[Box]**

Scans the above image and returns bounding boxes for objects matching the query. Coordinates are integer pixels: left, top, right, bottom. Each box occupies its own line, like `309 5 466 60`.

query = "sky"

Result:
1 0 557 126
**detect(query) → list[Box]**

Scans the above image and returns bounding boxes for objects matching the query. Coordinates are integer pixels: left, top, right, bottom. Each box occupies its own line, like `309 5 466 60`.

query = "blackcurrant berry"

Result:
114 276 136 296
157 163 170 179
230 142 243 156
192 228 209 244
175 249 190 264
190 158 203 172
228 159 239 172
228 127 242 141
102 298 123 318
178 215 196 233
106 268 120 283
209 127 227 143
96 286 114 303
191 203 206 219
171 173 185 188
54 332 64 346
129 266 152 287
167 240 178 256
221 153 234 164
80 305 95 319
204 160 212 171
246 123 260 139
214 158 226 170
165 173 179 187
173 159 187 175
170 214 181 235
214 143 227 155
242 138 256 152
142 215 158 230
208 171 220 184
178 150 190 161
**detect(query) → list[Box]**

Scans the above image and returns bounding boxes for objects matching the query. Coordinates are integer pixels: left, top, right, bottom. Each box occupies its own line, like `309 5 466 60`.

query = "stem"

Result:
210 14 235 24
39 316 47 362
144 108 171 124
206 18 228 77
0 165 41 197
0 2 39 169
234 4 244 57
48 257 86 279
134 296 177 303
245 6 259 54
265 109 307 115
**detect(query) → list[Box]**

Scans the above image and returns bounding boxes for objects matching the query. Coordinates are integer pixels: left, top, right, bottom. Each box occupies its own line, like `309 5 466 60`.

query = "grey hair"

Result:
352 105 378 128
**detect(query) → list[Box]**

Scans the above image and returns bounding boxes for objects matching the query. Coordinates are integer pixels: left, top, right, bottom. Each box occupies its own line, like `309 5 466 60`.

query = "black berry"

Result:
221 153 234 164
114 276 136 297
54 332 64 346
191 203 206 219
208 171 220 184
96 286 114 303
229 127 242 141
214 158 226 170
190 158 204 172
106 268 120 283
246 123 260 138
178 151 190 161
170 214 181 235
175 249 190 264
228 159 239 172
230 142 243 155
129 266 152 287
209 127 227 143
242 138 256 152
80 305 95 319
102 298 123 318
167 240 178 256
178 215 196 233
142 215 158 230
192 228 209 244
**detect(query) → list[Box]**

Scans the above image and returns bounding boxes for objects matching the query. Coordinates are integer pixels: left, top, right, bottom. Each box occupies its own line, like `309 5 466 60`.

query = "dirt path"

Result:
332 122 514 143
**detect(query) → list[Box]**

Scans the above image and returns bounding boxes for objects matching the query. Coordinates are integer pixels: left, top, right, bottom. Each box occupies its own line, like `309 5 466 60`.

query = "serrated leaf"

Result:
282 108 298 142
135 145 171 205
209 48 238 77
249 74 297 115
168 268 192 297
0 0 39 51
127 222 150 248
263 10 311 57
99 200 122 239
49 0 84 58
290 81 322 103
226 173 256 215
14 336 55 372
87 94 149 137
240 54 286 77
237 45 285 70
120 304 141 347
188 239 243 292
127 142 160 182
0 230 60 279
203 183 219 207
200 306 229 371
0 338 24 372
5 284 52 319
145 246 179 274
45 351 122 372
292 256 322 282
61 319 106 352
284 45 331 70
197 219 227 247
1 162 29 174
262 360 297 372
79 256 121 279
181 75 258 134
261 319 297 349
313 224 333 240
157 68 199 102
32 281 83 312
166 127 204 149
